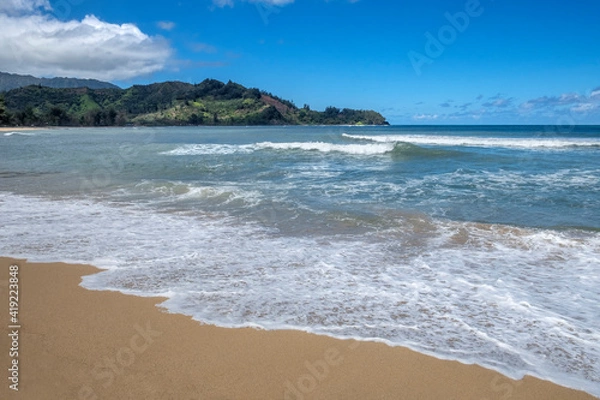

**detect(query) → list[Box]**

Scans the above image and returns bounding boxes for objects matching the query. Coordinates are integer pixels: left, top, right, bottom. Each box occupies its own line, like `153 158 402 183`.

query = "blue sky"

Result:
1 0 599 124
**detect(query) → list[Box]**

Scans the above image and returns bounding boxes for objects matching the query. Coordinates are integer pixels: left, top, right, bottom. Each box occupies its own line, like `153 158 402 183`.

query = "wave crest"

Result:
343 133 600 149
255 141 395 155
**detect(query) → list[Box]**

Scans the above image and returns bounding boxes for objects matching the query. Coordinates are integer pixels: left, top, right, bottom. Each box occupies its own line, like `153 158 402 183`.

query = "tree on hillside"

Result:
188 113 203 125
15 105 38 126
0 96 12 125
243 106 285 125
243 88 262 100
1 79 388 126
324 106 340 118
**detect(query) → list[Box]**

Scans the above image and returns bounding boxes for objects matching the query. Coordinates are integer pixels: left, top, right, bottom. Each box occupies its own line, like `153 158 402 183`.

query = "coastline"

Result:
1 257 596 399
0 127 41 132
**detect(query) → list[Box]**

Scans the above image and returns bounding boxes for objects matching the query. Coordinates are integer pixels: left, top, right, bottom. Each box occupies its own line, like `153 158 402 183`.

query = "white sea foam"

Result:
106 181 266 214
161 143 256 155
3 131 37 137
138 180 262 203
1 192 599 397
163 141 398 156
255 141 396 155
342 133 600 149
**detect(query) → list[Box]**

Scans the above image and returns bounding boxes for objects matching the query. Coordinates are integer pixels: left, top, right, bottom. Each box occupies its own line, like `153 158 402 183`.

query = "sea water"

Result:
1 125 599 396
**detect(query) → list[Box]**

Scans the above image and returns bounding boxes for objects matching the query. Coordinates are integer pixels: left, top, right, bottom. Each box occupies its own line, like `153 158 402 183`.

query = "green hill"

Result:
0 79 388 127
0 71 119 92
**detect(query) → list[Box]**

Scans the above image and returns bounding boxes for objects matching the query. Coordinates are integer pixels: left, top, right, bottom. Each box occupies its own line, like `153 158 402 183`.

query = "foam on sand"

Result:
1 192 599 397
4 257 595 399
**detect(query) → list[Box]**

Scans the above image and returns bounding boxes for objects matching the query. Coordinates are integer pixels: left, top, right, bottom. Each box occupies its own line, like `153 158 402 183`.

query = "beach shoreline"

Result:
0 127 42 132
0 256 596 399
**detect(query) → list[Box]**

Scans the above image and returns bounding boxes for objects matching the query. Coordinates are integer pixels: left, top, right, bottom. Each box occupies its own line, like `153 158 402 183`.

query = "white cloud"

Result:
0 13 172 81
212 0 234 6
482 97 513 108
397 86 600 124
413 113 439 120
190 42 218 53
571 103 596 113
519 90 600 114
0 0 50 14
157 21 176 31
213 0 294 7
249 0 295 4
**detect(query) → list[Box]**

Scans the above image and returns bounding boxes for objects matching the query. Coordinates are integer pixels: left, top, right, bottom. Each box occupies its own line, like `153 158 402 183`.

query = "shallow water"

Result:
1 125 599 396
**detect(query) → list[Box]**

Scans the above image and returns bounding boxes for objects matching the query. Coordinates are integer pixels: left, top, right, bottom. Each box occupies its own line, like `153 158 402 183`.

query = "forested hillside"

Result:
0 71 119 92
0 79 388 127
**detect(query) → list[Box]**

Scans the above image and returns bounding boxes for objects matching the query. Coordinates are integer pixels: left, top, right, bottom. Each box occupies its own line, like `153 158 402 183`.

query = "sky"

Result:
0 0 599 124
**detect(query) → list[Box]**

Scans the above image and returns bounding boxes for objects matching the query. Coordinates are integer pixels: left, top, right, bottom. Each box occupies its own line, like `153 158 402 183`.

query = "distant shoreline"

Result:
0 127 41 132
1 124 599 131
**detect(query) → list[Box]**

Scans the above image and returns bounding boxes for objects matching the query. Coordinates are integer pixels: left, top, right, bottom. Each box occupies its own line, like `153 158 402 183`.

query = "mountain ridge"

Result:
0 71 120 92
0 77 388 126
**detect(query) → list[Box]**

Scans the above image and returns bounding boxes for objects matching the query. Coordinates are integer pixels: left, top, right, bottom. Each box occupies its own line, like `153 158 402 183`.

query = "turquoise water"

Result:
1 125 599 396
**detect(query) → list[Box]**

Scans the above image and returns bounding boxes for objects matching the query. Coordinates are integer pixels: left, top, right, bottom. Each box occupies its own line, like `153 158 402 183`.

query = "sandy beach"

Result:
0 127 41 132
0 257 595 399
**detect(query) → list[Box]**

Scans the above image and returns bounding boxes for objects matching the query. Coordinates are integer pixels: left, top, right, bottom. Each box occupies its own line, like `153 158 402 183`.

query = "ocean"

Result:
1 125 599 396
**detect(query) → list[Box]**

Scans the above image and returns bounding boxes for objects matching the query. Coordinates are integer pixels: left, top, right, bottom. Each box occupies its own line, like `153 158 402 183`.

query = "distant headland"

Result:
0 72 388 127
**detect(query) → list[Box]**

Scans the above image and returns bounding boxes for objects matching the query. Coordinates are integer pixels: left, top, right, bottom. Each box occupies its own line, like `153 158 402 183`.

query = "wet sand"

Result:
0 127 40 132
0 257 596 399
